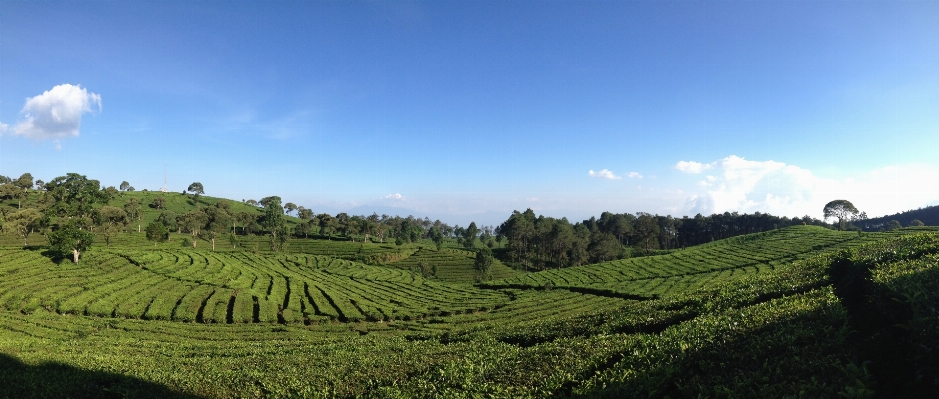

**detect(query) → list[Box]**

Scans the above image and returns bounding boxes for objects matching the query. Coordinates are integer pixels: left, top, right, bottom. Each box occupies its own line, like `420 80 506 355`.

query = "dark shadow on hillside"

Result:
829 253 939 399
563 307 863 399
0 353 204 399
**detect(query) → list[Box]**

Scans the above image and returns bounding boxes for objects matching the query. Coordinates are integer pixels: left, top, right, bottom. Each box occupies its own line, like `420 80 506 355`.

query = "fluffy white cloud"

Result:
588 169 621 180
680 155 939 219
11 84 101 140
675 160 712 174
627 172 643 179
384 193 403 200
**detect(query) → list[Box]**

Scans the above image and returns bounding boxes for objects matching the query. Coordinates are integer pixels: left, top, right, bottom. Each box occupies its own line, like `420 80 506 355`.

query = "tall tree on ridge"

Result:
187 182 204 205
823 200 860 231
284 202 298 216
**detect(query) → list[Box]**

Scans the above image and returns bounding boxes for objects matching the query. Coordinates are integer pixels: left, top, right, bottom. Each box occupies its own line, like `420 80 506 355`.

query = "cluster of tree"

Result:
0 173 109 262
0 173 37 209
820 199 930 232
0 173 219 262
495 208 832 271
851 204 937 231
265 207 470 248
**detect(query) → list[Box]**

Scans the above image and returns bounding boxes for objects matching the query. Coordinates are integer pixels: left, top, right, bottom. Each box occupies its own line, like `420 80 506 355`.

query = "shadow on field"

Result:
567 304 860 398
0 353 203 399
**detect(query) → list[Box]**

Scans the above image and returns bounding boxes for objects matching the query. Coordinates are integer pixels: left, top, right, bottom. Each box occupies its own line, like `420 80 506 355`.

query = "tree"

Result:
145 221 169 246
45 173 108 219
14 173 33 201
463 222 480 249
473 247 494 282
119 181 131 191
187 182 204 205
3 208 42 246
294 220 313 238
0 183 27 209
429 226 444 250
96 206 128 248
358 217 374 243
297 207 314 221
157 210 178 233
910 219 925 227
886 220 902 231
48 219 94 264
236 212 259 235
318 213 337 239
284 202 298 216
103 186 119 200
178 210 208 248
634 213 661 254
823 200 860 231
336 213 352 238
203 204 232 251
374 223 387 243
260 196 288 251
123 198 142 232
246 199 258 207
150 196 166 209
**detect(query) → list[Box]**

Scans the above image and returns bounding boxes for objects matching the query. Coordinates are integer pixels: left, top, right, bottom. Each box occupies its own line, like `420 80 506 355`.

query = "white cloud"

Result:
11 84 101 141
384 193 404 200
588 169 621 180
675 160 712 174
679 155 939 219
627 172 643 179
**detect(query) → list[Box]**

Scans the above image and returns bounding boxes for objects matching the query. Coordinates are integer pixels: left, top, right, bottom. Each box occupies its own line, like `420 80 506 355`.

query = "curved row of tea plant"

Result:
0 249 510 324
386 247 519 282
483 226 897 296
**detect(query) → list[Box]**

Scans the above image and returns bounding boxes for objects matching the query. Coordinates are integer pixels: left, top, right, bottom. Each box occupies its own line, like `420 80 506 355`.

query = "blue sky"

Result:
2 1 938 226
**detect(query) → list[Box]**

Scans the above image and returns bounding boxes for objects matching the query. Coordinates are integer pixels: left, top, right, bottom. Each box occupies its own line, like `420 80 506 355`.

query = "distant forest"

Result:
854 205 939 231
494 209 831 271
3 172 936 272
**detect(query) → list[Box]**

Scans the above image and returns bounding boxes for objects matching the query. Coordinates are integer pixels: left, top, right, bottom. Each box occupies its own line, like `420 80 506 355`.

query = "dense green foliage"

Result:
495 208 833 271
856 204 939 231
4 172 939 397
1 224 938 397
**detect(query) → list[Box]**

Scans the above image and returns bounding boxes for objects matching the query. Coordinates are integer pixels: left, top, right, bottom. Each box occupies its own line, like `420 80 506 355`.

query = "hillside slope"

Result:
2 226 939 397
481 225 900 297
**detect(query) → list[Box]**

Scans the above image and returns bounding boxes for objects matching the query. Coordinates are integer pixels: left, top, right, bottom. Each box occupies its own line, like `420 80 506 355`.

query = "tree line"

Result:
0 172 498 263
2 172 878 273
494 208 831 271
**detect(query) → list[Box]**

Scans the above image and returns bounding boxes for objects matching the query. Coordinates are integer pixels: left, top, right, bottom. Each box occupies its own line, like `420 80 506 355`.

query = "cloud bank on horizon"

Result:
675 156 939 219
4 84 101 144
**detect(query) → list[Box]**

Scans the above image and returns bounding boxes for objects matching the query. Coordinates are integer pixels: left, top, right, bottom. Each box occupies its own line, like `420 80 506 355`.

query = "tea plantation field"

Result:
2 225 939 397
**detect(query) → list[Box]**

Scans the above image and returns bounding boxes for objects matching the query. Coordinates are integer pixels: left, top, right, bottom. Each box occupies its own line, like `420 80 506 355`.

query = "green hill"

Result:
3 208 939 397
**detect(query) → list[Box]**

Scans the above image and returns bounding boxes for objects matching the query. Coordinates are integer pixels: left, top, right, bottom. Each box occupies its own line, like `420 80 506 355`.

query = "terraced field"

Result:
482 226 897 297
0 249 509 324
4 226 939 398
386 247 520 282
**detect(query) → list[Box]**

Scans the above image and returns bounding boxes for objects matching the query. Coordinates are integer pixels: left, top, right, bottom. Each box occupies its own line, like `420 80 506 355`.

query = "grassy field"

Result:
2 225 939 397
